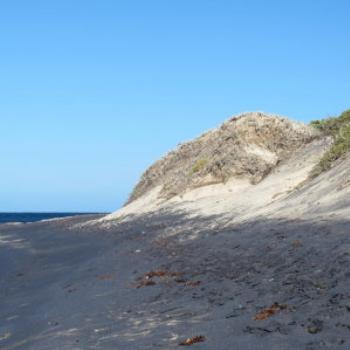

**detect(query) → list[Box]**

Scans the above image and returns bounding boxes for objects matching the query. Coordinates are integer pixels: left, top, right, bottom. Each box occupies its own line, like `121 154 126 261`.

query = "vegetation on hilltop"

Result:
310 109 350 177
127 113 315 204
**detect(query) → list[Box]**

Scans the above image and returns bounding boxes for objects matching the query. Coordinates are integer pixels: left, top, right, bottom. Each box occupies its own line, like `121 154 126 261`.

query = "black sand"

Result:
1 213 350 349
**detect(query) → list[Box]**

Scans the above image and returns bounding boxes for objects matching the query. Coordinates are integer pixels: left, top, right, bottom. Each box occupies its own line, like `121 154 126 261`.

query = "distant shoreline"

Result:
0 212 108 224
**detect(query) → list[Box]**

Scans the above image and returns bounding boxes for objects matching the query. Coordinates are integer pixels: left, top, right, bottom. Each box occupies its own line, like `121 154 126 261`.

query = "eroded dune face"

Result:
127 112 317 203
100 111 350 225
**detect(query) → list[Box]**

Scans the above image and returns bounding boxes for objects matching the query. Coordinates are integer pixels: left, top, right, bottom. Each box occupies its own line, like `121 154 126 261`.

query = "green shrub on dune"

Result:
190 158 208 174
310 109 350 177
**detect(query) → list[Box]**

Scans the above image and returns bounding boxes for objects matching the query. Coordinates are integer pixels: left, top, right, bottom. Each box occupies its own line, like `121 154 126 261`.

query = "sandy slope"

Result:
2 114 350 349
1 144 350 349
127 112 317 203
100 137 337 226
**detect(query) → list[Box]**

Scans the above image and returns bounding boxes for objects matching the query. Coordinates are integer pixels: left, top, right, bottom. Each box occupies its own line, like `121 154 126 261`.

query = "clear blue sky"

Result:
1 0 349 212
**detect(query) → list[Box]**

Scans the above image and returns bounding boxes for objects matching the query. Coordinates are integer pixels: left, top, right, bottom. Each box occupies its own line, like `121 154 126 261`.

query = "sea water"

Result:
0 213 96 224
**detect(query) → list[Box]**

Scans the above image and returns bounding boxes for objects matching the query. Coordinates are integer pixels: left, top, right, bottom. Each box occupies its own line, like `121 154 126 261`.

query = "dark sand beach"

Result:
1 212 350 350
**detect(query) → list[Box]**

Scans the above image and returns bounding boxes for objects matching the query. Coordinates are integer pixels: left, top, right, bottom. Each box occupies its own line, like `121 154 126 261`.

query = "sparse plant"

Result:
310 110 350 177
190 158 208 174
310 110 350 136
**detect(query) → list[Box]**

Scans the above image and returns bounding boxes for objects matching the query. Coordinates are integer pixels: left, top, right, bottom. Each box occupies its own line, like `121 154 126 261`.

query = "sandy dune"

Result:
1 146 350 349
2 114 350 349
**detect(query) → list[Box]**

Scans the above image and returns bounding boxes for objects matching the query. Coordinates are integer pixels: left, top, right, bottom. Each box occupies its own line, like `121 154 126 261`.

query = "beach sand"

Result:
1 209 350 350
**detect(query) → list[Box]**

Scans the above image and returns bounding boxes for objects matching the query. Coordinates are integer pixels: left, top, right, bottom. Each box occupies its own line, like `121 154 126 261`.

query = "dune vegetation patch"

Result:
190 158 208 174
127 113 316 204
310 109 350 177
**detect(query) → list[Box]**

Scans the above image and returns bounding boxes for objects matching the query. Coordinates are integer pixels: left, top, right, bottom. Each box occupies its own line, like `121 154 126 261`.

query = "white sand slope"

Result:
98 135 350 229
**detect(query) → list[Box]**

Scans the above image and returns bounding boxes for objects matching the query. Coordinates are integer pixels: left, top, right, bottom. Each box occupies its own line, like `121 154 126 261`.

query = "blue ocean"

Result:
0 213 97 224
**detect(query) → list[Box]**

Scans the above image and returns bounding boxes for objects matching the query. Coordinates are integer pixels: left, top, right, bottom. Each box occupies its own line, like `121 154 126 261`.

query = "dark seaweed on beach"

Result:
253 303 288 321
179 335 206 346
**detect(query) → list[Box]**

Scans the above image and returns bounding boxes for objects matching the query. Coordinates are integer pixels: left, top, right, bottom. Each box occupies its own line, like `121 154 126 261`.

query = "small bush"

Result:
310 110 350 135
190 158 208 174
310 110 350 177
